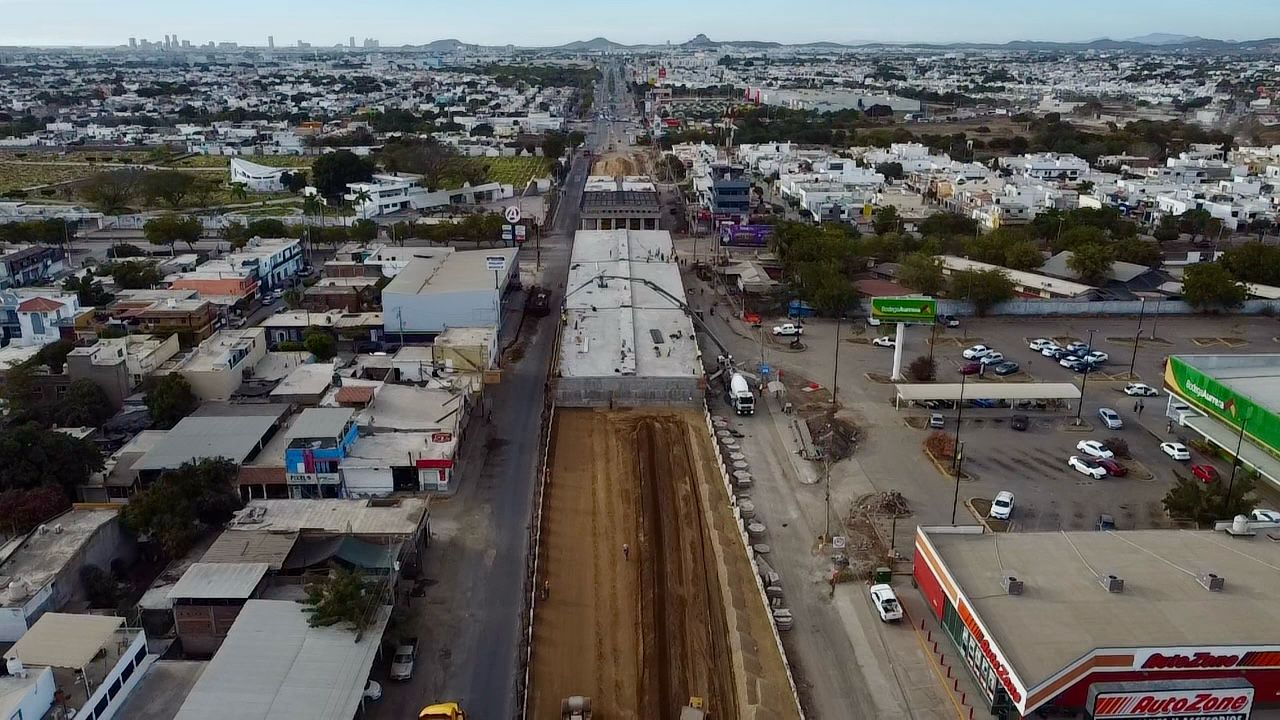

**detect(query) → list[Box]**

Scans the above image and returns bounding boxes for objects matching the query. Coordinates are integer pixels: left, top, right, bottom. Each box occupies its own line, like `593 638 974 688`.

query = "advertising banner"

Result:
870 296 937 324
1088 680 1254 720
718 224 773 247
1164 357 1280 453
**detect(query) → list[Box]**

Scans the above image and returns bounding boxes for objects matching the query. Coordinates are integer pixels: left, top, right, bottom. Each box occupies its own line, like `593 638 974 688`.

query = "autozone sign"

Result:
1134 647 1280 672
955 598 1023 703
1090 688 1253 719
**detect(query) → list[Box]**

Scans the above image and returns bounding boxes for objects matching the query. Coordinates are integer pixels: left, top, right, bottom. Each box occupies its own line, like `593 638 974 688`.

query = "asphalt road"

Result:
371 72 607 720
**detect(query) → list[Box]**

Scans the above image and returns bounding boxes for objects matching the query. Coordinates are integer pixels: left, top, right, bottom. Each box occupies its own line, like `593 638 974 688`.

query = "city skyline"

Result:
0 0 1276 48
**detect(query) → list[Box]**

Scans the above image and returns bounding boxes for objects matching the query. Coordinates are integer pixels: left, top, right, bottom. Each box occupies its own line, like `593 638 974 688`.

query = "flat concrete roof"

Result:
270 362 336 399
382 247 517 297
560 230 701 379
1173 354 1280 416
227 498 428 536
5 613 123 668
135 413 282 472
173 599 389 720
113 660 208 720
285 407 353 441
0 509 119 607
895 382 1082 401
922 527 1280 692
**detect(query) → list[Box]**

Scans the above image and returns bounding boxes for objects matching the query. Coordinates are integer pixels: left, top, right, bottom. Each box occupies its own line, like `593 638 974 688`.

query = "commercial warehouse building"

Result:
1163 354 1280 490
915 525 1280 718
556 229 702 407
381 247 518 339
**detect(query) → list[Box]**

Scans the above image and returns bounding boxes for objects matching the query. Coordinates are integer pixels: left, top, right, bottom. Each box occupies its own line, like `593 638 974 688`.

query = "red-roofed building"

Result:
335 385 375 407
13 294 78 348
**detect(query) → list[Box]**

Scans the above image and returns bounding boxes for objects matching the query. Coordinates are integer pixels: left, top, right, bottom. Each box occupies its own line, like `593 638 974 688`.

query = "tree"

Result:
110 260 164 289
106 242 146 259
228 181 249 203
1178 208 1217 242
1002 241 1044 271
221 220 249 250
0 486 71 535
121 459 243 558
140 170 197 208
143 214 201 254
1162 472 1258 527
350 218 378 242
144 374 198 429
63 269 114 307
951 268 1015 316
1153 214 1181 243
541 131 568 160
303 328 337 361
875 162 904 181
79 169 142 213
919 212 978 238
1066 243 1116 285
898 252 946 295
311 150 376 198
283 287 304 309
1182 262 1247 310
1247 217 1273 241
36 339 75 374
1113 237 1161 268
0 423 103 496
303 565 376 631
907 355 937 382
80 564 123 608
872 205 901 235
281 170 309 194
1053 225 1107 253
470 123 495 138
50 379 115 428
246 218 289 238
1221 242 1280 286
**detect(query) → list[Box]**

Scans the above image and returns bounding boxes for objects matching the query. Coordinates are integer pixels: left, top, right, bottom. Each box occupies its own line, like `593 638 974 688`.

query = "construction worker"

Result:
623 543 630 561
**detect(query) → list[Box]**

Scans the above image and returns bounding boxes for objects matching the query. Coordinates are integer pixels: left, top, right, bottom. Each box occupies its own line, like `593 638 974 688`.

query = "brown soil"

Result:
592 150 650 177
529 409 798 720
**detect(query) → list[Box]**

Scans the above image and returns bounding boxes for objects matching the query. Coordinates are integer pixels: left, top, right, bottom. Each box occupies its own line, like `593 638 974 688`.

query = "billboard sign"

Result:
871 296 937 324
1088 680 1254 720
719 224 773 248
1165 357 1280 453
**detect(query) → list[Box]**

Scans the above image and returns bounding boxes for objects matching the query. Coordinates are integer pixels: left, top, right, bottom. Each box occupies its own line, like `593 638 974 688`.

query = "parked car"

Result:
1124 383 1159 397
959 362 982 375
866 316 882 327
1096 513 1117 530
1040 344 1063 357
1069 455 1108 479
1028 338 1054 351
1097 408 1123 430
989 491 1015 520
1096 458 1128 477
993 361 1020 376
364 680 383 701
970 398 998 408
1085 351 1109 365
389 638 419 681
1066 341 1089 353
1076 440 1114 459
962 344 992 360
979 351 1006 366
772 323 804 336
939 314 961 328
1161 442 1192 461
1010 414 1029 431
1191 464 1221 483
929 413 945 429
1060 357 1085 370
871 336 896 348
868 584 904 622
1251 509 1280 523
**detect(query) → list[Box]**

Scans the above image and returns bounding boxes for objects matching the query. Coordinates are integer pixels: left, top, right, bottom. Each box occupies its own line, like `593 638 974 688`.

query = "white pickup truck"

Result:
771 323 804 336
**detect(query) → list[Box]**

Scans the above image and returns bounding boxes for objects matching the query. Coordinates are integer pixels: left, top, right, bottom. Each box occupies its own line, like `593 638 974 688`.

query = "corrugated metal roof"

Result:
168 562 270 600
135 414 281 471
173 599 389 720
201 530 297 570
894 382 1083 401
4 613 124 668
285 407 353 441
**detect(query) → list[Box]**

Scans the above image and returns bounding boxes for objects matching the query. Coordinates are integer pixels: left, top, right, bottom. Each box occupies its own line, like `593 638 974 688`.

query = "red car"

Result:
960 362 982 375
1096 458 1128 477
1192 464 1220 483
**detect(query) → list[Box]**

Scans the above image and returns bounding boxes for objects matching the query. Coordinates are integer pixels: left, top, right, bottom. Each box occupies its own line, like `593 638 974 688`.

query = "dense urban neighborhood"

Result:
3 20 1280 720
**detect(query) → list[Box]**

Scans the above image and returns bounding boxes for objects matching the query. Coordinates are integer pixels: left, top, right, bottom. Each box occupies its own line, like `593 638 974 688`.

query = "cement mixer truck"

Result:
727 372 755 416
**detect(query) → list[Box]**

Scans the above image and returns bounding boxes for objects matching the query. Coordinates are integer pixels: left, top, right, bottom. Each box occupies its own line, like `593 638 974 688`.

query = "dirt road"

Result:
530 409 798 720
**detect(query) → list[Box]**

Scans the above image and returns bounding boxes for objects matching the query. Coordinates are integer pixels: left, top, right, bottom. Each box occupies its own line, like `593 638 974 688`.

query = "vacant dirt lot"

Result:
529 408 798 720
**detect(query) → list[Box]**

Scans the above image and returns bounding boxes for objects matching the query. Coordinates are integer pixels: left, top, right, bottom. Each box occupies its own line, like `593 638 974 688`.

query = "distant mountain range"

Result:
414 33 1280 53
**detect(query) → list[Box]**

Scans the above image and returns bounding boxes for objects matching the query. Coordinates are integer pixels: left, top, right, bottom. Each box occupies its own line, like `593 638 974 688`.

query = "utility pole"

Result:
1129 298 1145 378
831 313 842 405
1075 328 1096 424
950 371 967 524
1225 413 1251 517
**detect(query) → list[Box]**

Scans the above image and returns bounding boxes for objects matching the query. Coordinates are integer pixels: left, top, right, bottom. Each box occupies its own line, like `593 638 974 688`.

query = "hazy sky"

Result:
0 0 1275 47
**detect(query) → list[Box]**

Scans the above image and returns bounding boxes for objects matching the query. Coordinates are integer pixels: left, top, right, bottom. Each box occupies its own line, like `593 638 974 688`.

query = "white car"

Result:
979 351 1006 366
1066 341 1089 352
1097 408 1123 430
962 345 992 360
989 491 1014 520
868 584 904 622
1069 455 1108 479
363 680 382 702
772 323 804 336
866 316 883 327
871 336 896 348
1251 509 1280 523
1124 383 1158 397
1028 338 1054 351
1040 344 1062 357
1076 440 1114 459
1085 351 1109 365
1161 442 1191 461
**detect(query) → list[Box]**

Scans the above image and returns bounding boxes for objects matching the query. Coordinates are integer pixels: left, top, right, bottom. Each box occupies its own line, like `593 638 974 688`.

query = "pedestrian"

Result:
622 543 630 561
1138 401 1145 417
1134 400 1140 413
541 579 550 600
1167 420 1173 434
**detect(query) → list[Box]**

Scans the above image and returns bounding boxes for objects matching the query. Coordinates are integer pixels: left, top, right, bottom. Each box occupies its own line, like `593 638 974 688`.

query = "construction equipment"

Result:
561 695 592 719
681 696 708 719
418 702 464 719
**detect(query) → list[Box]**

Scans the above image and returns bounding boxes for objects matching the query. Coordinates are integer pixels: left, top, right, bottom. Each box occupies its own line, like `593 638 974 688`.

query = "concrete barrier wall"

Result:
935 298 1280 317
555 376 703 408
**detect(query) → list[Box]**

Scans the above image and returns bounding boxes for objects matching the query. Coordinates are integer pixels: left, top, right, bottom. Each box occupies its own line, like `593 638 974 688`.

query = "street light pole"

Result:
1075 329 1096 424
1225 413 1251 516
1129 298 1145 378
832 312 842 406
950 371 967 524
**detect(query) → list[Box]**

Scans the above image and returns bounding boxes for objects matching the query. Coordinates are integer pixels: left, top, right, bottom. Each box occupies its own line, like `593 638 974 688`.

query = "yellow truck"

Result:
418 703 464 720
